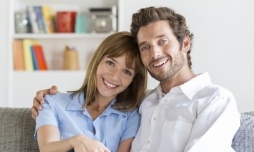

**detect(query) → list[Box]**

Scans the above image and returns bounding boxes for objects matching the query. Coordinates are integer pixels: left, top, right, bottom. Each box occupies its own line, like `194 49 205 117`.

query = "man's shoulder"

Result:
145 87 157 96
206 84 234 98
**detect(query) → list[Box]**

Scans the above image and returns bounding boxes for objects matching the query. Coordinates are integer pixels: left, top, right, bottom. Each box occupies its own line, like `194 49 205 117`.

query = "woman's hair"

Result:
70 31 147 112
130 6 194 69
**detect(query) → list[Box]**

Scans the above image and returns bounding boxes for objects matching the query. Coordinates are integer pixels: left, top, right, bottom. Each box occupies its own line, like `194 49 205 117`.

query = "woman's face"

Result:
96 54 136 100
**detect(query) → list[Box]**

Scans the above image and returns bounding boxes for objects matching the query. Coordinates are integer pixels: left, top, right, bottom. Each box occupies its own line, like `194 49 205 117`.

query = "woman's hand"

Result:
69 135 111 152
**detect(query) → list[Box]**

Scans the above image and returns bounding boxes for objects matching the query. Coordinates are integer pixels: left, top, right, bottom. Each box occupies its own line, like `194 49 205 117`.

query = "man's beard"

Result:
148 52 185 82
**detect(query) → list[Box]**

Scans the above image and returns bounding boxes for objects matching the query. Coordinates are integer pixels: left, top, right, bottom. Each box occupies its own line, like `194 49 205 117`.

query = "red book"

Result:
33 45 48 70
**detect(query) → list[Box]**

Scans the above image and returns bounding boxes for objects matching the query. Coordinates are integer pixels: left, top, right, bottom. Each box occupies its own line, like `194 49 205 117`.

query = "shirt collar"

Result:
103 99 126 116
180 72 211 99
66 93 126 116
156 72 211 100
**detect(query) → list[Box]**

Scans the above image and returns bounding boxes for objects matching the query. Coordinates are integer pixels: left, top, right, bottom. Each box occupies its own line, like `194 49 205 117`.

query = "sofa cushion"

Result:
0 107 253 152
0 107 39 152
232 112 254 152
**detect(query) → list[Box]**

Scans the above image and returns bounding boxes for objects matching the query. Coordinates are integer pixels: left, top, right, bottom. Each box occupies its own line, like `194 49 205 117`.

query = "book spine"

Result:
33 44 48 70
42 5 54 33
22 39 34 71
27 6 40 33
13 40 25 70
31 45 39 70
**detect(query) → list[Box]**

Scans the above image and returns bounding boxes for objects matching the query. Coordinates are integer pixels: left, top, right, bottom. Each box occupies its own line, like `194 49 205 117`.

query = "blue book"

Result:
30 45 39 70
33 6 46 33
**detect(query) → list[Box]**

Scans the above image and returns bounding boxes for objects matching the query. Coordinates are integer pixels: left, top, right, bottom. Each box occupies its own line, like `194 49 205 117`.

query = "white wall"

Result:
119 0 254 113
0 1 10 107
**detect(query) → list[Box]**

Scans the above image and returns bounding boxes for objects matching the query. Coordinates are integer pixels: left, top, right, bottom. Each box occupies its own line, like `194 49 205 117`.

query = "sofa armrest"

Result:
0 107 39 152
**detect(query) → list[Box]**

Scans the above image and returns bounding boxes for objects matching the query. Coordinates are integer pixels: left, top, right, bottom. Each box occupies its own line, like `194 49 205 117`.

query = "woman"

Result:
35 31 147 152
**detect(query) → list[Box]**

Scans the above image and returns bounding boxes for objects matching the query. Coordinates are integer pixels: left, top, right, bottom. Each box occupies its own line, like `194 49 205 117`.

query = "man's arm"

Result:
185 94 240 151
31 85 58 119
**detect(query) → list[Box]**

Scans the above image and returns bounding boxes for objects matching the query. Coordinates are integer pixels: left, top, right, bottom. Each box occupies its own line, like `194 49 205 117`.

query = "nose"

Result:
150 45 161 59
109 68 121 81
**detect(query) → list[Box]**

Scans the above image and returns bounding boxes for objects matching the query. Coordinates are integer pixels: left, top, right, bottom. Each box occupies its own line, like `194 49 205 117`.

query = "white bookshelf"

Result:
8 0 119 107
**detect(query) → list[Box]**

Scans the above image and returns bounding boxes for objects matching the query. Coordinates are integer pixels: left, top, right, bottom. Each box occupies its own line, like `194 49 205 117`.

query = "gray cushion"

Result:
0 107 39 152
232 112 254 152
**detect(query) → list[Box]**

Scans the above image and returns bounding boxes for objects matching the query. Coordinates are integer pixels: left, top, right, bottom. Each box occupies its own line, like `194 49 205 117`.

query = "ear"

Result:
182 36 191 53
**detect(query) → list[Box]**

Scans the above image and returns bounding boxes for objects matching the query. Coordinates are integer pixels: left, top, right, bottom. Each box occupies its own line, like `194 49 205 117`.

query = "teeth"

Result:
104 79 117 88
153 59 168 67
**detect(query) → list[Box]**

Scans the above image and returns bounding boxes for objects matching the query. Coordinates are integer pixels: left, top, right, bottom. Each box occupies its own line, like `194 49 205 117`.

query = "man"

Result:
32 6 240 152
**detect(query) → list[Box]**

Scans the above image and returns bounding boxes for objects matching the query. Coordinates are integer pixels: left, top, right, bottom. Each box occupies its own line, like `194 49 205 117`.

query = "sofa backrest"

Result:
232 111 254 152
0 107 39 152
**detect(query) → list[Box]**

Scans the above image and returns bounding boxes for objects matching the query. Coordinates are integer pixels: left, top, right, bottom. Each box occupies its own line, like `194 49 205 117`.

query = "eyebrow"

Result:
138 34 166 47
110 57 135 71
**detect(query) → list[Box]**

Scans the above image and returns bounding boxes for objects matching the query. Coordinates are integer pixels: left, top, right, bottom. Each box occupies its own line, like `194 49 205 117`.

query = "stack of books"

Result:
13 39 48 71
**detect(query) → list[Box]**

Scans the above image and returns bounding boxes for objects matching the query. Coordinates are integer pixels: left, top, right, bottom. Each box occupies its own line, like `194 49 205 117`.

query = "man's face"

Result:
137 20 188 82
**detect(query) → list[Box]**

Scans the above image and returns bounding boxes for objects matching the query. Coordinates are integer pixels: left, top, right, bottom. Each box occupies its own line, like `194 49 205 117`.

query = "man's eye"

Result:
159 39 167 45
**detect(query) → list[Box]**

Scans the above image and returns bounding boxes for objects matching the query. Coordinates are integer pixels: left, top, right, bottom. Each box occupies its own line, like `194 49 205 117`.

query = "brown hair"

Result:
70 31 147 111
130 6 194 68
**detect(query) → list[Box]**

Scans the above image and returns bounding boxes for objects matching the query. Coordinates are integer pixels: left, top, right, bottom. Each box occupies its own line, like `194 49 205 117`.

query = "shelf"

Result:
16 0 118 5
7 0 119 107
13 33 114 39
13 70 85 74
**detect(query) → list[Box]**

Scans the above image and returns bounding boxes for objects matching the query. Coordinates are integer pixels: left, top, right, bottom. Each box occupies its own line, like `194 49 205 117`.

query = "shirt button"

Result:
153 117 156 121
164 99 169 102
146 140 151 144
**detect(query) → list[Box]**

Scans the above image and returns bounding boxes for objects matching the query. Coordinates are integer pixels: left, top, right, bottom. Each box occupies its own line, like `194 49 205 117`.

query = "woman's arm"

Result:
37 125 72 152
117 138 134 152
37 125 111 152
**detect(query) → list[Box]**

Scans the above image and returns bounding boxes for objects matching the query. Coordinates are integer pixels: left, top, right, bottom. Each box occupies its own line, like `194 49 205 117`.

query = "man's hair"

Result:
130 6 194 68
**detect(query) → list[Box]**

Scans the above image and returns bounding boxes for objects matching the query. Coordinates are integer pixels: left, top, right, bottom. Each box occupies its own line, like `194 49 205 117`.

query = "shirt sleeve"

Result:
184 90 241 152
120 108 141 142
34 95 58 140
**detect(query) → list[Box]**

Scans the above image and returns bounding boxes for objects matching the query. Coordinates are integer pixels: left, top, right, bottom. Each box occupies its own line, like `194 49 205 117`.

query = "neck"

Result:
160 68 195 93
90 94 114 111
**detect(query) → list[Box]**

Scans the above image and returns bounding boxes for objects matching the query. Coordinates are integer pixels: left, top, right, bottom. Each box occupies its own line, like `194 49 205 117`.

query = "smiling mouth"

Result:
152 58 168 68
103 78 117 88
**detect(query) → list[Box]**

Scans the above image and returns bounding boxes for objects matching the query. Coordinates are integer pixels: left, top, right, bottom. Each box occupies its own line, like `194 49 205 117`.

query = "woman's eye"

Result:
140 45 150 51
106 60 114 66
123 70 132 76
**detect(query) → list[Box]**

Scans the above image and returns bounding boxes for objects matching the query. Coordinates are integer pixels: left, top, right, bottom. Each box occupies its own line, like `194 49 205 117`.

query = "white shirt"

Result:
131 72 240 152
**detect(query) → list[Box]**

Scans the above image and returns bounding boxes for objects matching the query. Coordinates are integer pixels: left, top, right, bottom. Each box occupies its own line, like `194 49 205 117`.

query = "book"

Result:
30 45 39 70
27 6 40 33
33 6 45 33
22 39 35 71
32 44 48 70
42 5 54 33
13 40 25 70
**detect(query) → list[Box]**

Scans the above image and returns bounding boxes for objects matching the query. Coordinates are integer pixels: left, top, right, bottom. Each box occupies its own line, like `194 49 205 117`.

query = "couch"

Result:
0 107 253 152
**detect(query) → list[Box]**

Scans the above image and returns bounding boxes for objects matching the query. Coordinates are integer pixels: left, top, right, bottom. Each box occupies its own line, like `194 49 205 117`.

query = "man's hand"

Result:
31 85 58 119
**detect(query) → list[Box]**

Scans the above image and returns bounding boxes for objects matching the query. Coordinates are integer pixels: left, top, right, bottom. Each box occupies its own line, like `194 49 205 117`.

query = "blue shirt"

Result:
35 92 141 152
